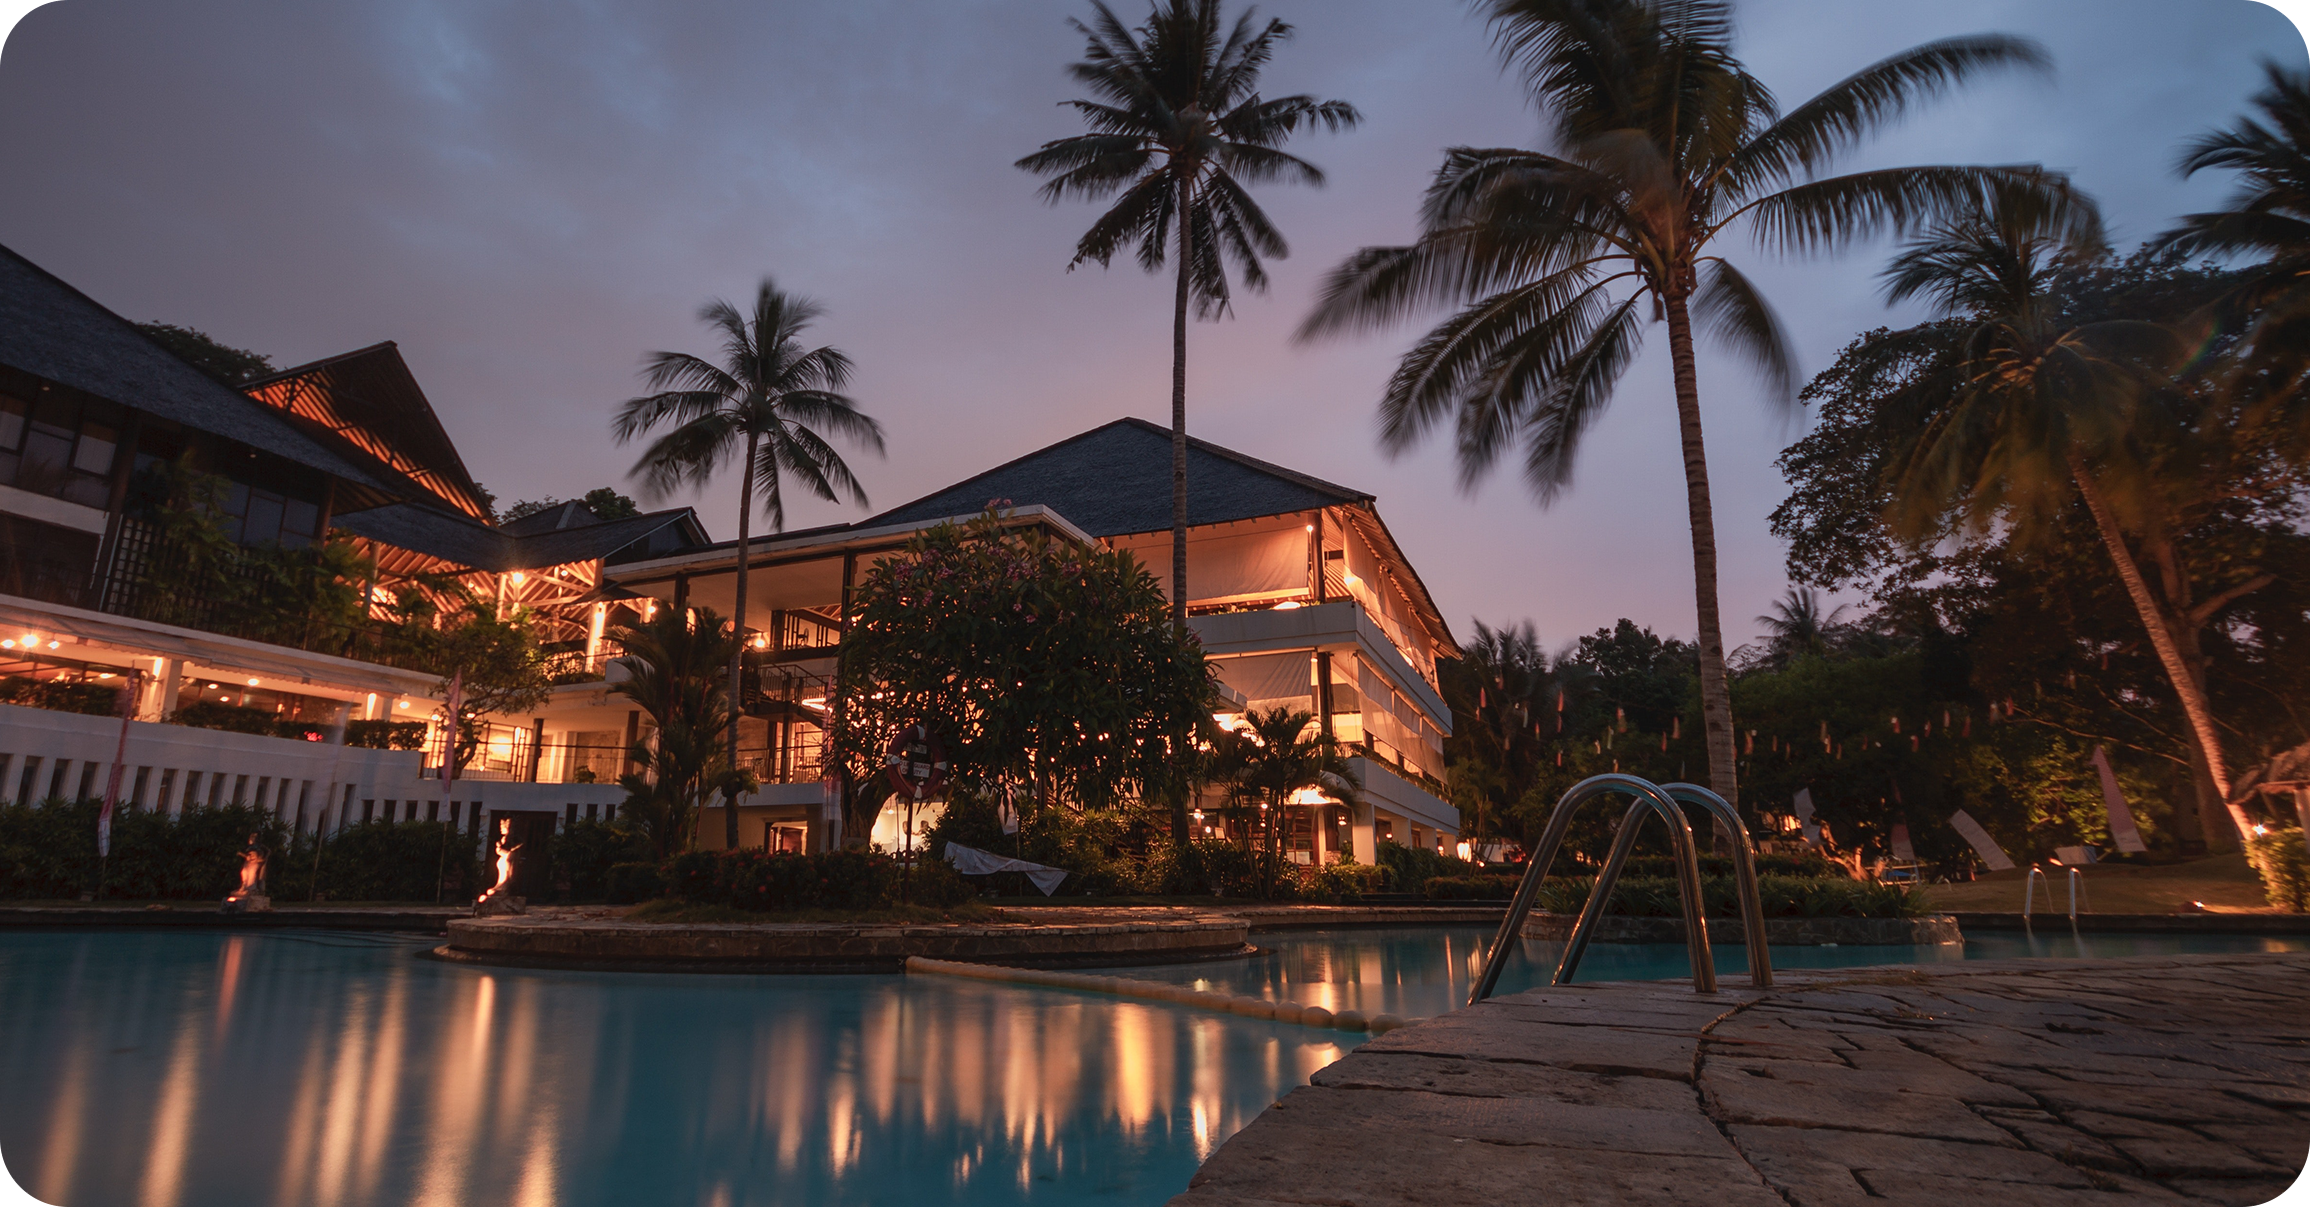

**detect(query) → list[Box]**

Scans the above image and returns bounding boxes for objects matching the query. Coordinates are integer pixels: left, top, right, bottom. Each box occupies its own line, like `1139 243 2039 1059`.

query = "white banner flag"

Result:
1792 788 1821 846
1948 809 2015 871
2089 745 2148 854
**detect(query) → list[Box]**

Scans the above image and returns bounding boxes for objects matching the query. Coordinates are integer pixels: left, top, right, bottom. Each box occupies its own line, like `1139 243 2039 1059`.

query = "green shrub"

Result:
0 677 125 717
1421 873 1520 900
346 720 427 750
903 856 979 907
1619 850 1846 881
2246 828 2310 911
606 861 663 904
662 847 901 911
311 821 481 903
0 800 293 899
1531 873 1926 919
552 819 651 902
1375 840 1475 890
1301 859 1387 903
169 701 278 736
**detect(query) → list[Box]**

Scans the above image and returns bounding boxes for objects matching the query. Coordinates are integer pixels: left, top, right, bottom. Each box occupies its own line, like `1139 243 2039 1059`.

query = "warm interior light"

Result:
396 701 408 709
1 641 13 649
800 696 828 711
97 672 114 679
509 571 527 585
246 678 259 686
1305 523 1315 532
46 641 58 650
19 634 33 645
1273 600 1302 610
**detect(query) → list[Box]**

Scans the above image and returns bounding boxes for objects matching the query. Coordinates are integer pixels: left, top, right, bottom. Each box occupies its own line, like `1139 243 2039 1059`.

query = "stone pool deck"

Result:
1172 953 2310 1207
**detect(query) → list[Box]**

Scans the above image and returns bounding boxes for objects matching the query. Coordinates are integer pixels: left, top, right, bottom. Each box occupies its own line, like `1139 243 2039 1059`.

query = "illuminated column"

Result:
1350 802 1376 864
149 657 181 721
1311 806 1330 865
586 602 607 669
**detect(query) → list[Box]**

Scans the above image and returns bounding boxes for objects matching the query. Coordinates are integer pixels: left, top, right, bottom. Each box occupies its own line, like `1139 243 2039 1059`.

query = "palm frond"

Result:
1741 164 2093 255
1691 259 1797 405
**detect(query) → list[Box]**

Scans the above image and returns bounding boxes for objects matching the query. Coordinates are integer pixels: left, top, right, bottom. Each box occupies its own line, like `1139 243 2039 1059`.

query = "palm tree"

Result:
1210 706 1360 896
1755 587 1848 667
1298 0 2083 811
2159 63 2310 452
1861 195 2257 847
609 604 742 859
615 281 884 850
1017 0 1358 621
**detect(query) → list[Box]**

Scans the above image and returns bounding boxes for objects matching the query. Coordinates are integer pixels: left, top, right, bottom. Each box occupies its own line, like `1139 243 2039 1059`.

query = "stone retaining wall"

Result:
1520 911 1961 946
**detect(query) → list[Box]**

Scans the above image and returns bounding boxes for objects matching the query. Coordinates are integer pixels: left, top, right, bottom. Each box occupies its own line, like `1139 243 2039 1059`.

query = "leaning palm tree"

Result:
615 281 884 849
1017 0 1358 621
1863 195 2254 847
2158 63 2310 452
1298 0 2085 810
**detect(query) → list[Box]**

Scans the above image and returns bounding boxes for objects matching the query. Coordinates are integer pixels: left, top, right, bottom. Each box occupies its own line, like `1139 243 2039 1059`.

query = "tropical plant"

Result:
614 280 883 849
1208 706 1359 897
609 604 744 859
833 510 1214 850
1297 0 2083 813
1017 0 1357 622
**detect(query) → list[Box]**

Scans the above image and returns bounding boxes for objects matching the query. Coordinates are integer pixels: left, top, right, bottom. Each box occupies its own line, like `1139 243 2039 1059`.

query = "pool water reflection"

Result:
1 925 2301 1207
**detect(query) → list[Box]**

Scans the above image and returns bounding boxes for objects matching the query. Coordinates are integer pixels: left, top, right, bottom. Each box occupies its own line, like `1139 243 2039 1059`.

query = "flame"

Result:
478 819 519 904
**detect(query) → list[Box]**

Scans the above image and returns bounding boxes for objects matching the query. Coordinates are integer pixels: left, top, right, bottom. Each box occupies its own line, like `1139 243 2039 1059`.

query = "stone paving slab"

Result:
1170 954 2310 1206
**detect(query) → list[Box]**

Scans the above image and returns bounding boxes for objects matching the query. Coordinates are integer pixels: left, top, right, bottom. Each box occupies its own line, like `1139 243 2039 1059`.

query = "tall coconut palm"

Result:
2159 63 2310 451
1298 0 2084 811
615 281 884 849
1862 195 2255 847
1017 0 1358 622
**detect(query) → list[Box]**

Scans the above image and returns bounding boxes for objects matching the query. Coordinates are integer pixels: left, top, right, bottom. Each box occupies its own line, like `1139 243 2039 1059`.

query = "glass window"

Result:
0 397 24 452
243 490 285 545
28 394 76 439
282 497 318 538
70 423 115 476
18 430 72 494
225 480 249 517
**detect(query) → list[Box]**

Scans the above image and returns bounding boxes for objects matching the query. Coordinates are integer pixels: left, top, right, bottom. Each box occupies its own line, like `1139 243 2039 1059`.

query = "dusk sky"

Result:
0 0 2303 655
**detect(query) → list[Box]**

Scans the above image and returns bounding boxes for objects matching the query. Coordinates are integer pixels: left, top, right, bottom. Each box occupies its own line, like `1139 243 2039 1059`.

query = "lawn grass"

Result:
1918 851 2278 915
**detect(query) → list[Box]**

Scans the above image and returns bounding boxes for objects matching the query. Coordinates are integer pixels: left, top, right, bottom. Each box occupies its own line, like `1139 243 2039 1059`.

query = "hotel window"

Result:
220 480 320 547
0 392 120 508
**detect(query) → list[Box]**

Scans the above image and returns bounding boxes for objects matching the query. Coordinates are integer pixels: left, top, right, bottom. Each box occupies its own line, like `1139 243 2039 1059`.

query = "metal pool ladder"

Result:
1469 774 1773 1004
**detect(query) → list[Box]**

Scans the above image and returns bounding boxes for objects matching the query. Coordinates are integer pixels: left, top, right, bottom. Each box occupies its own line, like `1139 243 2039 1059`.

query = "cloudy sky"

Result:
0 0 2303 653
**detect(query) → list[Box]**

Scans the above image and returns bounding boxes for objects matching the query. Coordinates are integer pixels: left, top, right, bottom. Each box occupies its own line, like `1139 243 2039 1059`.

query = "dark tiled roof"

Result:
333 502 703 573
861 417 1370 537
0 242 394 491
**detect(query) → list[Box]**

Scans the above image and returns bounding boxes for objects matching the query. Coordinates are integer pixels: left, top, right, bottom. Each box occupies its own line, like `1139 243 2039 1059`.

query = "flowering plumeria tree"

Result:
832 511 1215 850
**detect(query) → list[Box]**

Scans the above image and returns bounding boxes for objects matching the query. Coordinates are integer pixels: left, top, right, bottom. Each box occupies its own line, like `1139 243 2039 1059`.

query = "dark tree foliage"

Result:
502 487 643 523
134 322 275 387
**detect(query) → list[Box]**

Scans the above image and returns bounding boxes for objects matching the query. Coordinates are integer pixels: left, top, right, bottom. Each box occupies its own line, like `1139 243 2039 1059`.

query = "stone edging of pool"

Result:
1521 911 1963 946
1170 952 2310 1206
434 910 1260 972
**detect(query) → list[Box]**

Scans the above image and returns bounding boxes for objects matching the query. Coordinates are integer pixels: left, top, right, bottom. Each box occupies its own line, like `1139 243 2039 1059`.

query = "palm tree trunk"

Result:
725 430 759 852
2067 453 2246 847
1170 173 1192 627
1660 292 1740 823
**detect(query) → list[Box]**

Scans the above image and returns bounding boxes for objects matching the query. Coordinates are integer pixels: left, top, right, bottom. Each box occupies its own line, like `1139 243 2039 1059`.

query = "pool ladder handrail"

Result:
2021 863 2087 931
1468 775 1773 1005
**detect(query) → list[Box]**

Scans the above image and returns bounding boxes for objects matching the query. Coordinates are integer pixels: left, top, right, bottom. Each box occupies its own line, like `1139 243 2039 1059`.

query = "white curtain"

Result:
1216 653 1314 712
1115 526 1307 602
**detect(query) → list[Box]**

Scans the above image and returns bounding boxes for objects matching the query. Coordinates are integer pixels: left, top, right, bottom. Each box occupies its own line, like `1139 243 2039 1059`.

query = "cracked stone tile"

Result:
2192 1119 2310 1169
1357 1012 1700 1080
2036 1086 2302 1126
1307 1052 1694 1110
1848 1169 2190 1205
1727 1124 2100 1204
1978 1106 2136 1170
2161 1174 2305 1205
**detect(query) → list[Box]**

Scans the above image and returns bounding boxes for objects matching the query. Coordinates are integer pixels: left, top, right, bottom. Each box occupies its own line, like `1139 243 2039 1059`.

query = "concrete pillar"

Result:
326 699 352 745
148 657 180 721
586 602 607 670
1310 806 1330 864
1350 801 1376 865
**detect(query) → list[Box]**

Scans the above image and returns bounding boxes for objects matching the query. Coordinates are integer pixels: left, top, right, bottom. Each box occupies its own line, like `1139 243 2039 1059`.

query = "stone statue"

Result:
221 832 272 913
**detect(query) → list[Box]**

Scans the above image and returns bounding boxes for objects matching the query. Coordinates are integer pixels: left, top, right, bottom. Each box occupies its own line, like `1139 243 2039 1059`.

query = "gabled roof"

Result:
0 242 395 494
332 502 706 574
860 417 1371 537
242 343 494 521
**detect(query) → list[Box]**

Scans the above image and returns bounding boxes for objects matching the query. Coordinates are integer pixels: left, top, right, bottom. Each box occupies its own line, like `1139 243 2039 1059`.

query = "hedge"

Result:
0 677 124 717
0 800 289 899
1529 873 1927 919
2246 828 2310 911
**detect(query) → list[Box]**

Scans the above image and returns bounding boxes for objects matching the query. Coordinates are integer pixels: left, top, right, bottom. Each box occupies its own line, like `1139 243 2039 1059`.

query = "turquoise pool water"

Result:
2 926 2301 1207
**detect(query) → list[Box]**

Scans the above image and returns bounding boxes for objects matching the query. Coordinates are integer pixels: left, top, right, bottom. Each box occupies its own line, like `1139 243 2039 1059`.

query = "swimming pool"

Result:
2 926 2300 1207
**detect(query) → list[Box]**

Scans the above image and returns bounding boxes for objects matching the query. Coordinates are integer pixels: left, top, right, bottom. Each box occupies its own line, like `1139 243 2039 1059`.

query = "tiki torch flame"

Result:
477 818 520 906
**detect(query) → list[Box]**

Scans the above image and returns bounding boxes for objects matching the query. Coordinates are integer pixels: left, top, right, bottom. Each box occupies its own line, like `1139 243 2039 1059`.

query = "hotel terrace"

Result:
0 242 1460 871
